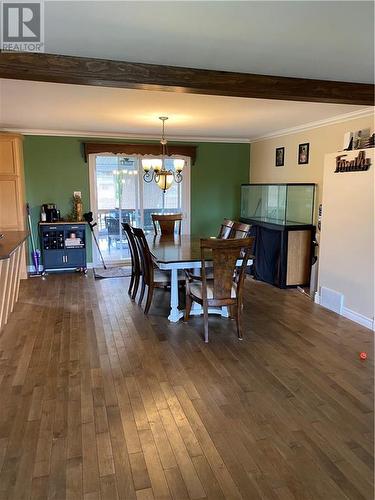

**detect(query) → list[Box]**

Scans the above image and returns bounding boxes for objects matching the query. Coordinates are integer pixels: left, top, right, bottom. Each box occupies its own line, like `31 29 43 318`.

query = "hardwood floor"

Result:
0 273 373 499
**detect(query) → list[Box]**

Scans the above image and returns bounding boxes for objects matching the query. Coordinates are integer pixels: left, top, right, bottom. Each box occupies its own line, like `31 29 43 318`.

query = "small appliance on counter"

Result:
41 203 60 223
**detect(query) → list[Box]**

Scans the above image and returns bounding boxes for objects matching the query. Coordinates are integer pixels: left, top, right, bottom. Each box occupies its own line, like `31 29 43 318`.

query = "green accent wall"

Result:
23 136 250 263
23 136 92 260
190 142 250 236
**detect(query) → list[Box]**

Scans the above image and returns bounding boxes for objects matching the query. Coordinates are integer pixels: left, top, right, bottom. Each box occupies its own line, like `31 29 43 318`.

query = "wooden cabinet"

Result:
285 229 313 286
0 133 27 278
0 134 26 231
241 217 315 288
40 222 87 272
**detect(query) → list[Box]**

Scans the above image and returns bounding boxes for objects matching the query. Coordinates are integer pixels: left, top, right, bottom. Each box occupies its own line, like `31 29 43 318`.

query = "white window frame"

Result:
88 153 191 266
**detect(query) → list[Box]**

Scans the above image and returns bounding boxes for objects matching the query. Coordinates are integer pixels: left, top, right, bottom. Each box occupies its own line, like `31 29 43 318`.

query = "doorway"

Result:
89 154 190 265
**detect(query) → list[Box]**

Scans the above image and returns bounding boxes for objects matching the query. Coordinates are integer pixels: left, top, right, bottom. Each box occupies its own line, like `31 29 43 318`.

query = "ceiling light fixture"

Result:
141 116 184 192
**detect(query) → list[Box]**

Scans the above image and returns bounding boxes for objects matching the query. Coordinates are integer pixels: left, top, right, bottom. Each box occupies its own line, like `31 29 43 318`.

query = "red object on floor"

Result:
359 352 367 360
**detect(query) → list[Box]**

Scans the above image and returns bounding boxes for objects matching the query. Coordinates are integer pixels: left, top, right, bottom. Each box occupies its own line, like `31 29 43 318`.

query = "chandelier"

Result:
141 116 185 192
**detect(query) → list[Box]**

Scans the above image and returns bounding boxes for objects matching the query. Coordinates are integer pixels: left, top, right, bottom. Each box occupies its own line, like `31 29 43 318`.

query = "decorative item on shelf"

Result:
73 193 83 221
141 116 185 192
343 131 353 151
298 143 310 165
334 150 371 173
362 133 375 149
353 128 371 149
275 147 285 167
40 205 47 222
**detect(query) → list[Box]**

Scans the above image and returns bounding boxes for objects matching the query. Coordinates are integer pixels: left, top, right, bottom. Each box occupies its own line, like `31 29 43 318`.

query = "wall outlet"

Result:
74 191 82 198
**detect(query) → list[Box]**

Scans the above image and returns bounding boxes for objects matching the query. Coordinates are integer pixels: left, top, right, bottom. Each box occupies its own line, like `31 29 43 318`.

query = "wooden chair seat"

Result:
185 237 254 342
190 281 237 300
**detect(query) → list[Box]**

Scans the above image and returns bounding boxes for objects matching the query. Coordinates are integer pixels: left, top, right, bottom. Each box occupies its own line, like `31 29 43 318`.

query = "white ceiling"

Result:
0 79 370 141
43 1 374 83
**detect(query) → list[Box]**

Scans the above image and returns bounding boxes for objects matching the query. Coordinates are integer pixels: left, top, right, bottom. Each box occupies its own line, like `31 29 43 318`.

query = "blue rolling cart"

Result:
39 222 87 273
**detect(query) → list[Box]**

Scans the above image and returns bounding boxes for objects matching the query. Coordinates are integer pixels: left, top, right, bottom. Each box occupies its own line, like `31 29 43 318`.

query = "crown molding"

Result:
0 127 251 144
250 107 374 142
2 107 373 144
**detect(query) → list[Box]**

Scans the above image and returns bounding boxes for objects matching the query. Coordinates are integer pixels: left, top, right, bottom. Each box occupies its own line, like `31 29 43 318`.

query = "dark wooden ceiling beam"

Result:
0 52 374 106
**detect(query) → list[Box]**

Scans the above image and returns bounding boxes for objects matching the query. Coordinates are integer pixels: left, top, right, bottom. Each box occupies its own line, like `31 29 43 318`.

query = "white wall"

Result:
250 114 374 221
249 114 375 329
318 149 374 328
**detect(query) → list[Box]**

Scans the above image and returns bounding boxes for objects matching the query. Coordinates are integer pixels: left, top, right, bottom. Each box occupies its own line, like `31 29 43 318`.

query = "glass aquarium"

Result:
240 184 315 225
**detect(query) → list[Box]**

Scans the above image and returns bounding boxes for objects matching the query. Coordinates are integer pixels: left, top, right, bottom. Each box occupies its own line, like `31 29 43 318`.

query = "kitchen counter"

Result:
0 230 29 260
0 230 28 330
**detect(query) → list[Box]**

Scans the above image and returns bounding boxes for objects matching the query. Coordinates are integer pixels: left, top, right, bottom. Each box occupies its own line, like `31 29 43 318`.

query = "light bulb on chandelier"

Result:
141 117 185 192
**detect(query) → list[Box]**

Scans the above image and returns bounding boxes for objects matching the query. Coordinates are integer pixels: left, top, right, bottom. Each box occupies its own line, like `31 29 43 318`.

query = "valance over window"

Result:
82 142 197 164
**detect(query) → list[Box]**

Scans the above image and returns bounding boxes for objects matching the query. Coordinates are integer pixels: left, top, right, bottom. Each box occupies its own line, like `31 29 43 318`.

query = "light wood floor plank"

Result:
0 273 372 500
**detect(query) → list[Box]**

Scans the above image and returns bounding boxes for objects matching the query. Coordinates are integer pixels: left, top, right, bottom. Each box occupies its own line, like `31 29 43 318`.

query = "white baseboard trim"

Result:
28 262 94 272
342 307 375 331
27 265 43 272
315 293 374 331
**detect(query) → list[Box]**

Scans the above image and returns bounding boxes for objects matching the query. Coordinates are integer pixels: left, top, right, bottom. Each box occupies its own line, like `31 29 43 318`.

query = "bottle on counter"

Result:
40 205 47 222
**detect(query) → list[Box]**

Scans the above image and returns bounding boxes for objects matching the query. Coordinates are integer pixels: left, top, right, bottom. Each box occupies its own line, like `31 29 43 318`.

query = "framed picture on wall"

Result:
275 147 285 167
298 143 309 165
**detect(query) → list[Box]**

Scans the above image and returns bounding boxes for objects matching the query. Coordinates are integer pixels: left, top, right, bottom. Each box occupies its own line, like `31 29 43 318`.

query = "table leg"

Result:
168 269 183 322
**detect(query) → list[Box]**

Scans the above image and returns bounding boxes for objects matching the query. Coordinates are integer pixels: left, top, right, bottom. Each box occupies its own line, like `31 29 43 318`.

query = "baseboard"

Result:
315 293 374 331
342 307 374 331
27 265 43 272
27 262 94 272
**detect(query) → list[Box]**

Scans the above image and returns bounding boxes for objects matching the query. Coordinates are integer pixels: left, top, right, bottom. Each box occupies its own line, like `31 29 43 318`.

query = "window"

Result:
89 155 190 264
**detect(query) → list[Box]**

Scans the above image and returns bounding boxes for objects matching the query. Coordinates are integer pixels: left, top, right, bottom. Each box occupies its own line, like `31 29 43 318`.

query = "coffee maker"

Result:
42 203 60 222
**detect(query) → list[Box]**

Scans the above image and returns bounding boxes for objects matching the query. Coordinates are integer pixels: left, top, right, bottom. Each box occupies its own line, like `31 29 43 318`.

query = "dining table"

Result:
147 234 254 322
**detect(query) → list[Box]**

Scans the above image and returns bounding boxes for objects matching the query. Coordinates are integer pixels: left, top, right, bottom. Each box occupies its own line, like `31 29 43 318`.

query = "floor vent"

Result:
320 287 344 314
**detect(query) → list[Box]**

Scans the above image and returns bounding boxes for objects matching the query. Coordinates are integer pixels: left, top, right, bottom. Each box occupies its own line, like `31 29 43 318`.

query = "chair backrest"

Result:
122 223 140 274
218 219 234 239
229 222 252 239
106 216 121 236
152 213 182 235
132 227 153 285
200 237 254 301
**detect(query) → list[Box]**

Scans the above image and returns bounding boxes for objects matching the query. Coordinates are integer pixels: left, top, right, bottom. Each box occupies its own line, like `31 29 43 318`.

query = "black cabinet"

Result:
39 222 87 272
241 218 315 288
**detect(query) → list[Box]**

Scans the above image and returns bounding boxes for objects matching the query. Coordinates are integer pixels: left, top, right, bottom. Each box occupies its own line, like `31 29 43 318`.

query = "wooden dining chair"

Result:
230 221 252 239
185 237 253 343
218 219 234 239
133 227 184 314
152 213 182 236
122 223 142 300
